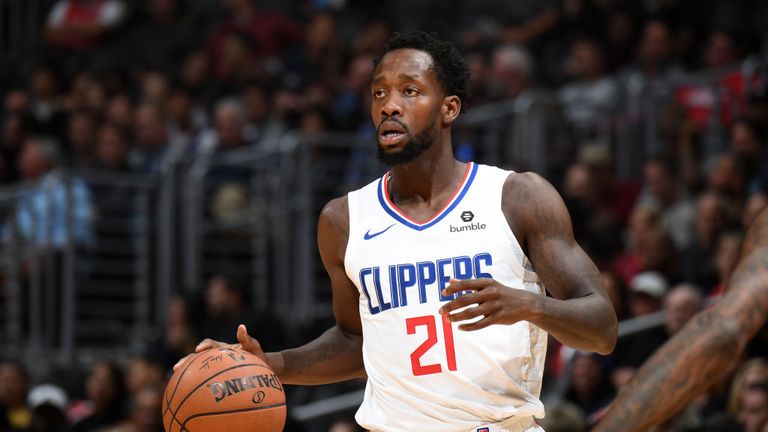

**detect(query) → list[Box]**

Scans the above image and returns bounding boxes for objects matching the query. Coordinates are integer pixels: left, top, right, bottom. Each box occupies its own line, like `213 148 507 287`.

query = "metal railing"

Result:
0 168 171 375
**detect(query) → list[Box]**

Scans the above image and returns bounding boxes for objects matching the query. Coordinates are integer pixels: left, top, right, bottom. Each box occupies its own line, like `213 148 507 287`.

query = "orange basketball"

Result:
163 347 286 432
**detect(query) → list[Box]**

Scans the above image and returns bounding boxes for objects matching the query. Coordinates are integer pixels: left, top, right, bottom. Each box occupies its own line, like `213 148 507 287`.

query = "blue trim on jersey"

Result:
377 162 479 231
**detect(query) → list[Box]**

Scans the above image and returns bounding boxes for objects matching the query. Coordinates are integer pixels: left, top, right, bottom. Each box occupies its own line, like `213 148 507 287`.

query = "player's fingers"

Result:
173 353 195 371
195 338 218 352
458 315 494 331
237 324 262 353
439 291 484 315
442 278 494 296
446 304 489 323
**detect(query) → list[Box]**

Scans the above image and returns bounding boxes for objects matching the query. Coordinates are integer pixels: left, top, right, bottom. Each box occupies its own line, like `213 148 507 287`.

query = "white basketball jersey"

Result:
344 162 548 432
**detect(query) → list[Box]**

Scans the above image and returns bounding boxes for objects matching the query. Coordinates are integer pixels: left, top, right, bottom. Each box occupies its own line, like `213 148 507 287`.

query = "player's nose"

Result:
380 96 402 117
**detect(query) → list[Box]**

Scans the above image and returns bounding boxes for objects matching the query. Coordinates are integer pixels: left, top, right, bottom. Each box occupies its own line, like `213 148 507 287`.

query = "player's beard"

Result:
376 125 437 166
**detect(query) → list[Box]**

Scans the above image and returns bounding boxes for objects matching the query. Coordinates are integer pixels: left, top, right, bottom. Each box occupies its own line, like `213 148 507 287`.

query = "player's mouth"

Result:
378 121 407 147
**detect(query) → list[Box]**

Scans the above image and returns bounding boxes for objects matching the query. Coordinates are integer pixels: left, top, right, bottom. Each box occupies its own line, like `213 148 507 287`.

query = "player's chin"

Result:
377 140 408 154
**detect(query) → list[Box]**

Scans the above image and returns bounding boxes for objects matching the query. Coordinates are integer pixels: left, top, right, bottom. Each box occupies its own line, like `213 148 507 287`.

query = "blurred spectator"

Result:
613 205 671 285
106 94 134 131
282 12 344 90
679 191 729 291
332 55 374 132
178 51 215 105
139 72 170 107
487 44 534 102
105 385 163 432
154 294 197 371
601 10 637 74
66 110 99 168
29 403 71 432
729 118 768 194
601 271 628 321
4 89 31 115
125 356 165 399
663 283 703 336
737 382 768 432
13 136 94 249
563 352 614 420
0 360 31 430
241 81 284 146
704 31 740 70
94 123 131 171
1 113 34 184
706 152 747 216
166 86 209 159
196 274 284 351
44 0 126 51
730 359 768 417
28 64 68 139
622 19 683 86
126 0 201 75
539 402 586 432
628 271 667 318
43 0 127 72
27 384 70 432
457 0 560 50
211 98 249 150
637 156 696 250
207 0 303 67
70 361 127 432
131 103 170 173
611 273 688 391
578 145 639 226
558 39 618 141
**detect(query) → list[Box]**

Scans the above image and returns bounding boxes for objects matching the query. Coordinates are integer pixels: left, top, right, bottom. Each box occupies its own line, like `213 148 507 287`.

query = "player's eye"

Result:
404 87 420 96
373 89 386 99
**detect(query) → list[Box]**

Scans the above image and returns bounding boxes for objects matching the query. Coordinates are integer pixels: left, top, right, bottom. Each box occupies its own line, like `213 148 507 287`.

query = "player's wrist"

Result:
265 352 285 377
525 292 546 323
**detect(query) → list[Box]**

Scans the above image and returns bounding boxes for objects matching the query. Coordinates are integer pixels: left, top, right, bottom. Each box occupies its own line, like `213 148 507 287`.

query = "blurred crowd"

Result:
2 0 768 431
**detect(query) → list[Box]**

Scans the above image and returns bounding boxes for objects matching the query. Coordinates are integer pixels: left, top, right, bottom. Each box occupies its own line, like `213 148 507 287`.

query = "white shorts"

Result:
469 416 544 432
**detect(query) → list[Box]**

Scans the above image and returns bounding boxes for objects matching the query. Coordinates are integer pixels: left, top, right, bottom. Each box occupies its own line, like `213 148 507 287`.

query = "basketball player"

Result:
177 32 617 431
594 207 768 432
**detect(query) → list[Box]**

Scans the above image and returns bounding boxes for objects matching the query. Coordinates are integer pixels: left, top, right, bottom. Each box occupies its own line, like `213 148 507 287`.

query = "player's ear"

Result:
442 95 461 125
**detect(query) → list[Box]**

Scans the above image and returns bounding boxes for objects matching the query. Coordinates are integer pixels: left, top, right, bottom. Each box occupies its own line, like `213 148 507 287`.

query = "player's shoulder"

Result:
319 196 350 238
500 170 568 237
501 170 559 206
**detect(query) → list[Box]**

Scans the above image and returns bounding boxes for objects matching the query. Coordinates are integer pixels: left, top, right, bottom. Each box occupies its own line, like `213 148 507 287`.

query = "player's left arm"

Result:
441 172 617 354
593 208 768 432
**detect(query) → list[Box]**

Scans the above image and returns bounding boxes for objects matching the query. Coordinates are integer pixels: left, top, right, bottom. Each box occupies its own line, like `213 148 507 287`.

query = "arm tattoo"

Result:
596 208 768 432
282 326 364 384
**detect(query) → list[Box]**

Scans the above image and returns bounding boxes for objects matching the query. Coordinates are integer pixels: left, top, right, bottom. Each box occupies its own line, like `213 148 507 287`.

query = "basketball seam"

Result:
171 363 275 425
181 402 287 428
164 351 201 417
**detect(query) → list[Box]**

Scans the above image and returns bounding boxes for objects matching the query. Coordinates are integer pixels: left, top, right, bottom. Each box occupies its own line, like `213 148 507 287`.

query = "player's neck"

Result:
388 146 466 206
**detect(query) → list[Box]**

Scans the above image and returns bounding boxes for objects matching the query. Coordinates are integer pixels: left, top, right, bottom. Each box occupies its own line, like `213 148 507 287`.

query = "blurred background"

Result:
1 0 768 431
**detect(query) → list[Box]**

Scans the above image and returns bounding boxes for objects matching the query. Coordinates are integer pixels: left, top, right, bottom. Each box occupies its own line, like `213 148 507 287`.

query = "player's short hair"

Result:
373 31 470 110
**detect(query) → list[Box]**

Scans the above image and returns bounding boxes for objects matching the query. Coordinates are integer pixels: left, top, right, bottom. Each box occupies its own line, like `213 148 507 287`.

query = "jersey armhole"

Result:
492 169 540 284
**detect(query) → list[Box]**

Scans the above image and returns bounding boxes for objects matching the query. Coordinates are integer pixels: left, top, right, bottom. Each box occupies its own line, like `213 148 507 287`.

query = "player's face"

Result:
370 48 444 165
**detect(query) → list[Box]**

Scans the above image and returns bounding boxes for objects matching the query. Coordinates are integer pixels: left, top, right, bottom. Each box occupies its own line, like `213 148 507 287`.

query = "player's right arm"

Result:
268 197 365 384
594 208 768 432
177 197 365 385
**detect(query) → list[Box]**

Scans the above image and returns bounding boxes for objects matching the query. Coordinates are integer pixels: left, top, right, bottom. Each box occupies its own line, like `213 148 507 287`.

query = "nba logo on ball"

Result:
476 428 490 432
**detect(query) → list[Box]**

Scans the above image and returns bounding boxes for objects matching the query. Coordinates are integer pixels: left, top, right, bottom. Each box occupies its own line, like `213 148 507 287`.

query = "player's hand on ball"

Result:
439 278 538 331
174 324 275 372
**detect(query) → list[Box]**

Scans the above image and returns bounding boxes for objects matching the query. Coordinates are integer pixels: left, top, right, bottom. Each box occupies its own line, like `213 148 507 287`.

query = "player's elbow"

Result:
594 310 618 355
595 323 618 355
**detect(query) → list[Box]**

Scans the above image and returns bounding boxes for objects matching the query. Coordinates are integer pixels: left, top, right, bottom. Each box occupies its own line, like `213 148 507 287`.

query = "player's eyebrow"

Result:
371 72 423 85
